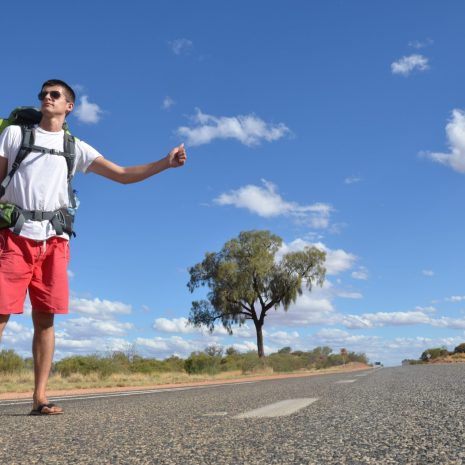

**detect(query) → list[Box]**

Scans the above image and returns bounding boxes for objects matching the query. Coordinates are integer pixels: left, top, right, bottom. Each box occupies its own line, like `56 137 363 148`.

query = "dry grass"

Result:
0 363 369 395
0 369 274 394
430 353 465 363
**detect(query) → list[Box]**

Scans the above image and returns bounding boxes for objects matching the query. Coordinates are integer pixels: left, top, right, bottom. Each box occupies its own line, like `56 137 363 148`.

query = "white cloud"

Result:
422 109 465 173
154 317 192 334
268 330 300 347
153 317 255 339
74 95 103 124
170 38 193 55
352 266 369 280
344 176 362 185
342 311 432 329
408 39 434 49
215 180 333 229
321 245 357 275
162 96 175 110
177 109 290 146
446 296 465 302
55 337 129 357
2 322 33 345
391 54 429 76
59 317 134 338
422 269 435 277
69 297 132 318
335 290 363 299
135 336 201 358
266 284 337 327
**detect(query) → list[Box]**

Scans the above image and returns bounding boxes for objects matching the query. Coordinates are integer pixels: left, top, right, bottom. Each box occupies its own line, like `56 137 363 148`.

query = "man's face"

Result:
39 85 74 117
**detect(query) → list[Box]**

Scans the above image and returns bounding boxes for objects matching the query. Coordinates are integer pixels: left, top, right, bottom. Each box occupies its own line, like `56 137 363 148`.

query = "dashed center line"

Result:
335 379 357 384
202 412 229 417
234 398 318 419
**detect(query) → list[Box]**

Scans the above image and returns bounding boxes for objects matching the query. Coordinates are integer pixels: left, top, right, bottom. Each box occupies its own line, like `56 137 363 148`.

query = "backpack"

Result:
0 107 78 236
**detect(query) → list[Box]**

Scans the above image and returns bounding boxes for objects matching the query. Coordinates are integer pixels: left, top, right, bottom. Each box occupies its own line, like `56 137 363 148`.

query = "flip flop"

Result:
29 403 64 416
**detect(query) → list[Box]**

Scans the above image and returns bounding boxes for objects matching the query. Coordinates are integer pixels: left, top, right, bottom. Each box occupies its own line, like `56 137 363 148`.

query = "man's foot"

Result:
29 403 64 415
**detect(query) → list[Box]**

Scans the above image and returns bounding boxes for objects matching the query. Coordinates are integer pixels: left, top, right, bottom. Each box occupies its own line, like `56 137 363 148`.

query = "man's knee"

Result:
32 312 55 330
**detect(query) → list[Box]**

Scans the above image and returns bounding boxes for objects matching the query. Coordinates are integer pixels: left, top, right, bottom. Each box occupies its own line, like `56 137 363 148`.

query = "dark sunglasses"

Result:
37 90 64 101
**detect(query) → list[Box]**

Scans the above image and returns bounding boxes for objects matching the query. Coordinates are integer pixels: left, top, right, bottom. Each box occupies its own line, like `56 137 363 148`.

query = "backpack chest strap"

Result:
21 143 71 157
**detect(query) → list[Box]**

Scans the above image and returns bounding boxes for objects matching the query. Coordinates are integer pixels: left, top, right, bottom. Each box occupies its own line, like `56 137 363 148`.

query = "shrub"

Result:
161 356 185 372
453 343 465 354
184 352 221 375
54 354 128 378
130 357 166 374
267 353 306 372
420 347 449 362
0 349 25 373
240 352 268 374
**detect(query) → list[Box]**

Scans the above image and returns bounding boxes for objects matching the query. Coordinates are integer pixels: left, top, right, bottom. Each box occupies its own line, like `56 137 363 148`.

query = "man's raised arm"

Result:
87 143 187 184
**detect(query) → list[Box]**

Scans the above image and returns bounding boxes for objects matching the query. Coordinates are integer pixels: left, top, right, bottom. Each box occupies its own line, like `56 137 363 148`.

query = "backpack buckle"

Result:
33 211 44 221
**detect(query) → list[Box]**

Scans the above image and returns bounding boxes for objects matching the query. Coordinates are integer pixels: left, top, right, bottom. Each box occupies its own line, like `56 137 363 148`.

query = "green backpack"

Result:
0 107 78 236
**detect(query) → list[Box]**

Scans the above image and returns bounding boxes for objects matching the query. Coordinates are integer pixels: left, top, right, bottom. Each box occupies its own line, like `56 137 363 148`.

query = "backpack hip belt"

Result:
11 206 73 236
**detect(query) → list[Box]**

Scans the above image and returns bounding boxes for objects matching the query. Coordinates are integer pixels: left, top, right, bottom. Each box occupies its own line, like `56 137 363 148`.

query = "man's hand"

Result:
167 143 187 168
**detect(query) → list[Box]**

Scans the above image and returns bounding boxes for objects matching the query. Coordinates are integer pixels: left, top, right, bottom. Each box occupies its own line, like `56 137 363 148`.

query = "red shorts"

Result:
0 229 70 314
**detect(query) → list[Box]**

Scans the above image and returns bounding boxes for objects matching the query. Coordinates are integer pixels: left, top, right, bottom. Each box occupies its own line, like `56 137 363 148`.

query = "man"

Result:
0 79 187 415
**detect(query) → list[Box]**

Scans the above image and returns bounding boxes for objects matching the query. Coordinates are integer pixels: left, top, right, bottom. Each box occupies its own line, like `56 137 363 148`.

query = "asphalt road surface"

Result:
1 364 465 465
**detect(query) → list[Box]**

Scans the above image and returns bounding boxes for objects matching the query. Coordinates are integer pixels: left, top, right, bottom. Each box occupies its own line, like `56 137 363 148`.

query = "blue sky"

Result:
2 0 465 366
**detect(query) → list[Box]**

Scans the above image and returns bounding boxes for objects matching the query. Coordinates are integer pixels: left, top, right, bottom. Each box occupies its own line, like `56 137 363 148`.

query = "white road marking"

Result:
202 412 229 417
0 381 260 407
234 398 318 419
335 379 357 384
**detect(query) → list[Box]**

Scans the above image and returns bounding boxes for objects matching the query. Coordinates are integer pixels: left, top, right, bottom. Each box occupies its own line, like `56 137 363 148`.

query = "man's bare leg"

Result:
32 312 63 414
0 314 10 341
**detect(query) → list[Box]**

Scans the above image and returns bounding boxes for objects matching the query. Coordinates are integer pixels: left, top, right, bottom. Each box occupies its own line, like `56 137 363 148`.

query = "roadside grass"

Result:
0 347 370 394
0 364 367 394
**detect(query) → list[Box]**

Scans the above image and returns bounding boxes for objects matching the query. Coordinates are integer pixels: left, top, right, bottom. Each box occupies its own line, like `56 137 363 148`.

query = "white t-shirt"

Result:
0 125 102 240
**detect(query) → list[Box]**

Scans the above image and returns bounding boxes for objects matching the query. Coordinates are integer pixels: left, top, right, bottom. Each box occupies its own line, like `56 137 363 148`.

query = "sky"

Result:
2 0 465 367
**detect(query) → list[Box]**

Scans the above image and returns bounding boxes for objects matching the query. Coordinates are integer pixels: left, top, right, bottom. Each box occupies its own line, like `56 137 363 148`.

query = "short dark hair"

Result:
41 79 76 103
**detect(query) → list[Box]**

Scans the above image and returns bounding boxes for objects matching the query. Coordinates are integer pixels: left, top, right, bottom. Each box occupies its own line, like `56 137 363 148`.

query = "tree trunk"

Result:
254 321 265 358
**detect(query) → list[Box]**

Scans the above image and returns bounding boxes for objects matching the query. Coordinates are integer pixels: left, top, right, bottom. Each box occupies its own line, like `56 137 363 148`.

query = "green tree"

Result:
187 230 326 357
420 347 449 361
278 346 292 354
453 343 465 354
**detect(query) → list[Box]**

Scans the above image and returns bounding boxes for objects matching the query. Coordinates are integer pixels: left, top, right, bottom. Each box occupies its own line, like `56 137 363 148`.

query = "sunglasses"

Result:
37 90 64 101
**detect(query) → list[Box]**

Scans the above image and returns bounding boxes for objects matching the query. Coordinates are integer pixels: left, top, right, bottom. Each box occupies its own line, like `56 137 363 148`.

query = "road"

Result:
0 364 464 464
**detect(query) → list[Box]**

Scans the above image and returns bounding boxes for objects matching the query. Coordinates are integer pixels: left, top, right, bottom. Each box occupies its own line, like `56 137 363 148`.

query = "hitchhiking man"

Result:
0 79 187 415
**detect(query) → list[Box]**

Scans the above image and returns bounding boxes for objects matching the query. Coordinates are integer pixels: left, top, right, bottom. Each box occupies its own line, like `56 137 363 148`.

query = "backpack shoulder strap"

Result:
0 126 34 198
63 133 77 209
63 133 76 181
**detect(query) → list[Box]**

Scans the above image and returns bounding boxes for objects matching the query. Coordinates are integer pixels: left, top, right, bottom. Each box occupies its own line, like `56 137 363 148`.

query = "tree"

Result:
453 343 465 354
187 230 326 357
420 347 449 361
278 346 292 354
